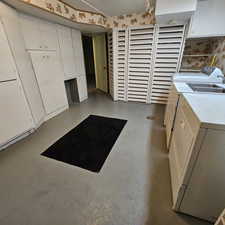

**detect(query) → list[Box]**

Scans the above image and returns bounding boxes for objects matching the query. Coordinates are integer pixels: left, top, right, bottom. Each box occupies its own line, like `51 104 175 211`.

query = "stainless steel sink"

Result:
187 83 225 93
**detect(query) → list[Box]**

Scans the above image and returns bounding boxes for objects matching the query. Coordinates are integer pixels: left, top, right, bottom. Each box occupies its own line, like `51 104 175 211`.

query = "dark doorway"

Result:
82 35 96 93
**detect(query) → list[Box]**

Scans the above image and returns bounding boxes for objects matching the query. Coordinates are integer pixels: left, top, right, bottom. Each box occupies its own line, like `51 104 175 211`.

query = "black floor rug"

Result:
41 115 127 172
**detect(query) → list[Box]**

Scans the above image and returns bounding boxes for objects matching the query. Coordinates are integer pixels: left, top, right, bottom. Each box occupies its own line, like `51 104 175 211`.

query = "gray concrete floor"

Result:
0 92 211 225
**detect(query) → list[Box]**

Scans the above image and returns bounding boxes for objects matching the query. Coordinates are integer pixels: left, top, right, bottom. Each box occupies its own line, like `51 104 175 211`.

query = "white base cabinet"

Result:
0 80 33 147
169 94 225 222
30 51 68 118
164 85 180 149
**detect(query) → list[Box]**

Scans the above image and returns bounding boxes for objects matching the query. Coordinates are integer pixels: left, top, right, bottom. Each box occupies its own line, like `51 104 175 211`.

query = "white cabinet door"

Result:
0 20 17 82
71 29 86 76
0 3 45 126
30 51 68 115
57 25 76 80
0 80 33 146
19 14 58 51
164 85 179 149
77 76 88 102
188 0 225 38
19 14 42 50
39 20 58 51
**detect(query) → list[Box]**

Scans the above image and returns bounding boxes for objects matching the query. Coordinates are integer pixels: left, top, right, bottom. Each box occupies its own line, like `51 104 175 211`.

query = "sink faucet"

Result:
217 75 225 84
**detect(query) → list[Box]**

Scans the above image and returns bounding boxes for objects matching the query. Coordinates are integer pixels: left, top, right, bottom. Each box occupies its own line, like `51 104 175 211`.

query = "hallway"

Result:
0 93 211 225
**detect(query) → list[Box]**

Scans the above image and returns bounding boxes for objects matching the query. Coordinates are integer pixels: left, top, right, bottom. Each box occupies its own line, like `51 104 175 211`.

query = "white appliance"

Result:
169 93 225 222
173 67 224 83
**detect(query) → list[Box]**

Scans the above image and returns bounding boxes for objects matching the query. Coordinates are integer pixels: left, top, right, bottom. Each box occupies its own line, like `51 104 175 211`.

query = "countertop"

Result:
183 93 225 130
174 82 193 93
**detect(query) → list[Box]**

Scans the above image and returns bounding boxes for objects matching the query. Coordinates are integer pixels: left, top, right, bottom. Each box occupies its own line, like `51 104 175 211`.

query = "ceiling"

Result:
61 0 147 16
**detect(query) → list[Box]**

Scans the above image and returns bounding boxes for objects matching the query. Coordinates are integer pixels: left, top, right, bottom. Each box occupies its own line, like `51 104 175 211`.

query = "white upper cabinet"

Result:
39 20 58 51
155 0 197 24
19 14 41 50
0 80 33 146
57 25 76 80
71 29 86 76
0 20 17 82
188 0 225 38
19 13 58 50
29 51 68 116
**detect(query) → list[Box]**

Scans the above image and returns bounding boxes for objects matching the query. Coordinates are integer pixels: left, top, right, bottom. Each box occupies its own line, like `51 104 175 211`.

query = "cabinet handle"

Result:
180 120 185 129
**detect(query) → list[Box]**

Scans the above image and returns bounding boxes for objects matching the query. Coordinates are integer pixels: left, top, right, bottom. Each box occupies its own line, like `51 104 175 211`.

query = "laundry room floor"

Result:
0 92 211 225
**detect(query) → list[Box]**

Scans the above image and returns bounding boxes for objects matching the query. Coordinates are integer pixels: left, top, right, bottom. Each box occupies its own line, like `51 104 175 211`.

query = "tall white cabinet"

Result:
57 25 76 80
0 7 33 149
71 29 86 76
57 25 88 102
0 1 88 150
19 13 68 119
29 51 68 119
0 2 45 127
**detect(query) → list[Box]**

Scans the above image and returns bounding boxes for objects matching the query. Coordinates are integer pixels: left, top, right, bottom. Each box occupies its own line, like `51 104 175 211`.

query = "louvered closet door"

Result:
150 25 185 104
127 26 155 103
107 32 114 99
114 29 128 101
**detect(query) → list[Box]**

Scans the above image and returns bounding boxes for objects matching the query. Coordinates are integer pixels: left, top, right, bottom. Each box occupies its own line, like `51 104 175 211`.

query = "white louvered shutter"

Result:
127 26 155 103
150 24 185 104
107 32 114 99
113 28 128 101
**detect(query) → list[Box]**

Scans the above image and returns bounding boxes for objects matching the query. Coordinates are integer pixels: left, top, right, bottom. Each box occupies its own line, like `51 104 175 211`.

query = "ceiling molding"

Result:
59 0 106 17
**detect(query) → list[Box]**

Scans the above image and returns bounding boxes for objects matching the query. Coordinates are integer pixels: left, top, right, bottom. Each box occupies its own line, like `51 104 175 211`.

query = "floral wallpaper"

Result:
212 37 225 74
180 39 213 71
105 11 155 29
180 38 225 74
22 0 107 27
20 0 155 29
